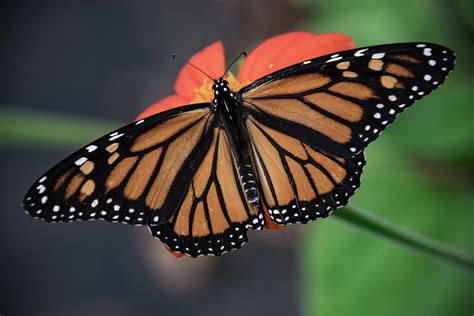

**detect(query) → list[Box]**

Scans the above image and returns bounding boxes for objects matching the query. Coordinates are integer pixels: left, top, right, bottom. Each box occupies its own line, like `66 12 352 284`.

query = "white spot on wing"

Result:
109 133 123 141
86 145 97 153
75 157 88 166
326 56 343 63
372 53 385 59
354 48 368 57
37 185 46 194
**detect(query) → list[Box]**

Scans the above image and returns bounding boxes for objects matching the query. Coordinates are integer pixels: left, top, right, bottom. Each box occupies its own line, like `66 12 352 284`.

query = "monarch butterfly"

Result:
23 41 455 257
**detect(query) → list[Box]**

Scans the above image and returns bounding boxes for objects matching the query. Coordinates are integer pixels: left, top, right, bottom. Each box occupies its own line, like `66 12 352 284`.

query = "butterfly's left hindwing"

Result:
241 43 455 158
23 104 214 226
149 126 264 257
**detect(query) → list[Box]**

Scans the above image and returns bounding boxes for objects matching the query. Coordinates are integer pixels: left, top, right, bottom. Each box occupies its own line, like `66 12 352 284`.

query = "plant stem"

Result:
334 206 474 271
0 107 120 148
2 107 473 271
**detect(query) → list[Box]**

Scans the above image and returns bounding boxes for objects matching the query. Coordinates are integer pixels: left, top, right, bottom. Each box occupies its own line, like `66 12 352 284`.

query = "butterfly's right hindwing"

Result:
247 116 365 225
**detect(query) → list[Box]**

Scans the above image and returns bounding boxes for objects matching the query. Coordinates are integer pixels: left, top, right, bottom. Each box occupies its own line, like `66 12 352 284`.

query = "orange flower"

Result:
137 32 355 255
136 32 355 120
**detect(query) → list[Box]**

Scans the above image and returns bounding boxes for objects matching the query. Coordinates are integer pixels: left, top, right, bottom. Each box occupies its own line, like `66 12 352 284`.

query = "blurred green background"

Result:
300 0 473 315
1 0 472 315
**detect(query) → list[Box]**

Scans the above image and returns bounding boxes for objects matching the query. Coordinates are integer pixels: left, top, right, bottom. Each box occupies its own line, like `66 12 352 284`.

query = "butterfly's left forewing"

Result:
23 104 214 226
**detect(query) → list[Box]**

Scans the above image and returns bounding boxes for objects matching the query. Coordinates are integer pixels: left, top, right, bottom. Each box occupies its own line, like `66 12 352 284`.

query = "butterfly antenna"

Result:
172 53 214 81
224 51 247 77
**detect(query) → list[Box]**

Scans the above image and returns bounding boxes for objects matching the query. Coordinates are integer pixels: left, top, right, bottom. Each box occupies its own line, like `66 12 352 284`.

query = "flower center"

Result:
190 72 245 104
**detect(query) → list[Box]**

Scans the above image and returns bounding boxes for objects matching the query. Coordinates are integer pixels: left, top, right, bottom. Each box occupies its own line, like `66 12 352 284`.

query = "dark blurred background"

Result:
1 1 472 315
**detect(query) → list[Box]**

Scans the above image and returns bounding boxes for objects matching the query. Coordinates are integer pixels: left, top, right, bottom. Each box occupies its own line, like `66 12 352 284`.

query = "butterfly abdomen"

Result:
213 78 261 209
238 163 259 208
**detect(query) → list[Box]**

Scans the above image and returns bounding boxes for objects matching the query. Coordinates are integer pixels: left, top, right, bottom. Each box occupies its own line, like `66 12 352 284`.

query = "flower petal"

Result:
175 41 226 100
164 244 185 258
238 32 355 83
135 94 188 120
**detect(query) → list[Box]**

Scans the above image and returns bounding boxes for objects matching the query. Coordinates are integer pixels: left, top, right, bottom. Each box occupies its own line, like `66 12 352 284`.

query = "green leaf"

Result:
300 146 474 316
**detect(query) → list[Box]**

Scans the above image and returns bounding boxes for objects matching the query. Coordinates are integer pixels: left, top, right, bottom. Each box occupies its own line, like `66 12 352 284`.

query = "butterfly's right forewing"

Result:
241 43 455 158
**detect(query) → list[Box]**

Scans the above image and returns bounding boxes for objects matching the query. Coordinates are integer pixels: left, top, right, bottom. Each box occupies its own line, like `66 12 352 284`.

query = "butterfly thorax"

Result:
212 78 260 209
212 78 249 131
212 77 237 107
212 77 245 131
